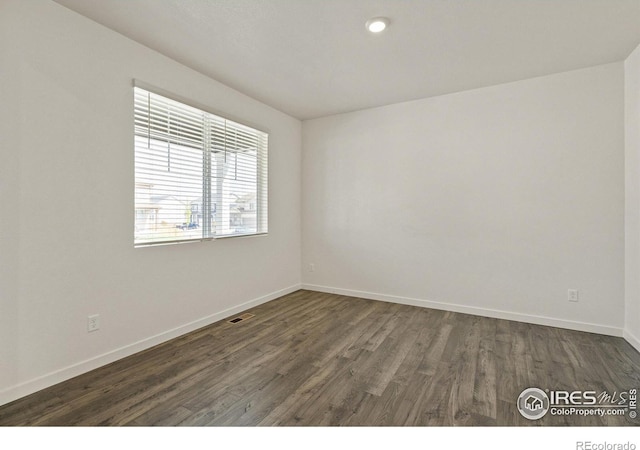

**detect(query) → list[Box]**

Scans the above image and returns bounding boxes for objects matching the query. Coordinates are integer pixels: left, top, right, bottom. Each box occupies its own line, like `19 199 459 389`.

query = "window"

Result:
134 86 268 246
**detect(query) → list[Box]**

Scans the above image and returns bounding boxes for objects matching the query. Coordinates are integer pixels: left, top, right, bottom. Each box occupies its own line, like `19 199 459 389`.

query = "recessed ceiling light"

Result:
366 17 389 33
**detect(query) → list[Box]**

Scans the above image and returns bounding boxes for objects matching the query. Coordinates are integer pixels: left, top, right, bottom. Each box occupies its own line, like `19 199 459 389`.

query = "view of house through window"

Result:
134 86 268 246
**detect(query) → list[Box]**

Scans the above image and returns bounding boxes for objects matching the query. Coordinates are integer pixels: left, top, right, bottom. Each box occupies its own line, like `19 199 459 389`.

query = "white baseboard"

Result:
0 284 301 407
2 283 632 407
301 283 624 337
623 329 640 353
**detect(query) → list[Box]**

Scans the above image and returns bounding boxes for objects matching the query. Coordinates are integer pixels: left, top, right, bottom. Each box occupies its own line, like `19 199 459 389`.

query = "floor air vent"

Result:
228 313 255 324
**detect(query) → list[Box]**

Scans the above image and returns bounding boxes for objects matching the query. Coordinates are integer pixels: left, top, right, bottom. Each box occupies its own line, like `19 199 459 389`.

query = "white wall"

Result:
0 0 22 400
625 43 640 352
0 0 301 405
302 63 625 335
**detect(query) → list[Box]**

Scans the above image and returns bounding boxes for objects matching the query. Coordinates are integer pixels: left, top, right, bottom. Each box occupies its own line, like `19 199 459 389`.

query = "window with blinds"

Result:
134 86 268 246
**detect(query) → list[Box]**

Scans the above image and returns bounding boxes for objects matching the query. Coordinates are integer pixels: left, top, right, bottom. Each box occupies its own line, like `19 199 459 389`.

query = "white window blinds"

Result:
134 87 268 246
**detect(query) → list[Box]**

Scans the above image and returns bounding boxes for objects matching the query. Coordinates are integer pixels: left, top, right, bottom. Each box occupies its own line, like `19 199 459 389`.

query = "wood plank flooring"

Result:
1 290 639 426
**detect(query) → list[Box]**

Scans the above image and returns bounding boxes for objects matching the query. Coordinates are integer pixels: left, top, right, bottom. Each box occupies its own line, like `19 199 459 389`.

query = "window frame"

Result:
133 81 269 247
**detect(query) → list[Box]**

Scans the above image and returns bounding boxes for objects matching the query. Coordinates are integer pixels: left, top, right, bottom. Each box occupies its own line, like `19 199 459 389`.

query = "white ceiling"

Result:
54 0 640 120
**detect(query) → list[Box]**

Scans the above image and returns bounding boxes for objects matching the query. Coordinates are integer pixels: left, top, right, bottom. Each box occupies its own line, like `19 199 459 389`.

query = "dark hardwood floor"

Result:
1 290 639 426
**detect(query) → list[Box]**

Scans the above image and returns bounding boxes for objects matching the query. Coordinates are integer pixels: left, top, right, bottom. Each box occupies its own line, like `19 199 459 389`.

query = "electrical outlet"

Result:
309 263 315 272
568 289 579 303
87 314 100 332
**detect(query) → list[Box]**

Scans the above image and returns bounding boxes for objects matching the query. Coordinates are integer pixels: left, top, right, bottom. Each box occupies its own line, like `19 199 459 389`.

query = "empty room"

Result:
1 0 640 440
